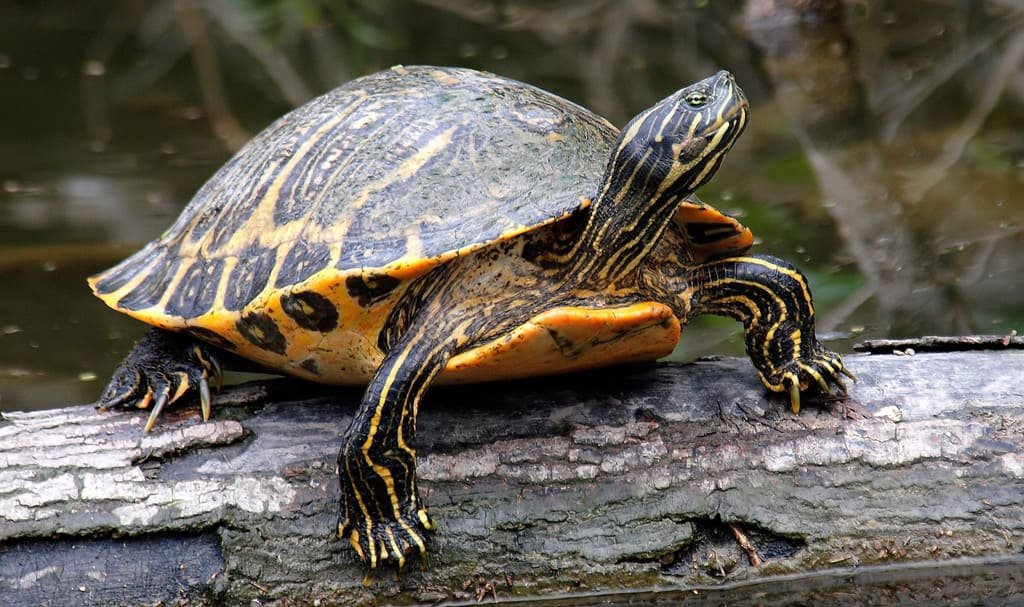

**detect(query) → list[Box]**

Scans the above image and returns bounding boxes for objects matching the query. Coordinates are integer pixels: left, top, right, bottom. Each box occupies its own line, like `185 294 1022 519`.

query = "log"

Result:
2 350 1024 605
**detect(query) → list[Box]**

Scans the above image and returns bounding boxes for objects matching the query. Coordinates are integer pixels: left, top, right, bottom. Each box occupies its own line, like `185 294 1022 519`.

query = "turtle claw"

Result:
808 366 835 396
767 345 852 414
144 387 170 433
199 376 212 422
96 372 140 412
339 510 430 571
787 378 802 414
97 329 223 431
337 460 432 571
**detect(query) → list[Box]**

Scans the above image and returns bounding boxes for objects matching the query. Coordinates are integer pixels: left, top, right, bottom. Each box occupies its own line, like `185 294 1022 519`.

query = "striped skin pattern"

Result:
91 67 852 569
689 256 849 405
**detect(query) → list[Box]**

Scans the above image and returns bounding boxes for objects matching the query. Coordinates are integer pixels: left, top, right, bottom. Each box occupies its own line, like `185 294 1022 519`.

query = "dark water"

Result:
1 2 1022 409
448 556 1024 606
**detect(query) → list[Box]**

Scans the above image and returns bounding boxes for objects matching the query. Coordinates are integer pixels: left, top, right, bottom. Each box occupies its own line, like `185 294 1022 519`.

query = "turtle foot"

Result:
96 329 222 431
337 441 433 570
764 345 853 414
338 500 433 570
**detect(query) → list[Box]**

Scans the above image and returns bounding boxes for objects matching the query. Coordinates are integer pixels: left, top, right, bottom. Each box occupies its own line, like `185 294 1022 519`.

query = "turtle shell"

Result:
89 66 751 383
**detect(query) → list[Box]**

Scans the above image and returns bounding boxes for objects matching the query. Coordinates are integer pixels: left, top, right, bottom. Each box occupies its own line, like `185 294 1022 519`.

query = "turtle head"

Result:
603 70 749 205
567 71 748 283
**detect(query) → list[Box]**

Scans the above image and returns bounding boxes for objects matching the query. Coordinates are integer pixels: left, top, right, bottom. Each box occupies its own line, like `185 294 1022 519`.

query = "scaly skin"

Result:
98 329 221 431
683 254 855 413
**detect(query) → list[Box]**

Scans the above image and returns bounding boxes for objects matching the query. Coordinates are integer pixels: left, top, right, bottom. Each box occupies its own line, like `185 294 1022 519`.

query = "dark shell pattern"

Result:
92 66 618 323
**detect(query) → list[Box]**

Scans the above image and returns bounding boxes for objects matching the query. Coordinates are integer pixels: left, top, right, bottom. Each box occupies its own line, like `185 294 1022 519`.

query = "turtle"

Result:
91 65 853 568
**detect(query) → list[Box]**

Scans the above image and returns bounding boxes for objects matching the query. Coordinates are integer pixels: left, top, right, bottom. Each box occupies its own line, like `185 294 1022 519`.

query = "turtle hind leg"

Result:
686 254 854 412
97 328 223 431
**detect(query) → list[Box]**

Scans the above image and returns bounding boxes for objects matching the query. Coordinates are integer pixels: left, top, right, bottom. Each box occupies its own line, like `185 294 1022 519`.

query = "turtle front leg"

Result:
686 254 855 412
97 328 223 431
337 334 448 569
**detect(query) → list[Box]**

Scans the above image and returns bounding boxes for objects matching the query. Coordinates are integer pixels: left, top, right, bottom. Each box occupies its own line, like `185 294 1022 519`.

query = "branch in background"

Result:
80 1 146 151
175 0 250 151
205 0 316 107
902 30 1024 200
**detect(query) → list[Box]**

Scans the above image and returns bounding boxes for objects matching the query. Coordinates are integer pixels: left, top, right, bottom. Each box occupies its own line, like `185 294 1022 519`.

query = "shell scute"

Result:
92 243 160 295
274 240 331 289
114 249 181 312
165 257 224 318
223 244 277 312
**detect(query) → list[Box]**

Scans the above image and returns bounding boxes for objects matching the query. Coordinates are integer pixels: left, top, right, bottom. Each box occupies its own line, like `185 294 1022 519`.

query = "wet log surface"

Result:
2 350 1023 606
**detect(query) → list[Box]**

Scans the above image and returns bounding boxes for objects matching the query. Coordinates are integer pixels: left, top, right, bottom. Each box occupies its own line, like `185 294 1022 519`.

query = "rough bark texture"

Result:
2 351 1023 605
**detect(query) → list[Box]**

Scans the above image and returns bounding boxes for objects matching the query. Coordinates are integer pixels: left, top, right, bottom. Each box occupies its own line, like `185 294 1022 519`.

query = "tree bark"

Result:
2 350 1023 605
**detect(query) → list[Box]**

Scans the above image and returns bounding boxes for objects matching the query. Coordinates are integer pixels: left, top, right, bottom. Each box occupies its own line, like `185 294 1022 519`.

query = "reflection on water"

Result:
1 1 1021 411
487 556 1024 606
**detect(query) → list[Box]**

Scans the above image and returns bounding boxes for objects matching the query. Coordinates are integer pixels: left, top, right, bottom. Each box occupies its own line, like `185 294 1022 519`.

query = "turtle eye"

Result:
685 91 708 107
